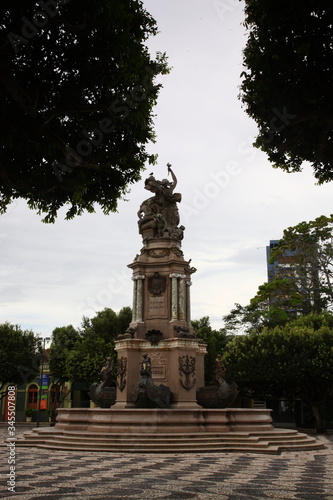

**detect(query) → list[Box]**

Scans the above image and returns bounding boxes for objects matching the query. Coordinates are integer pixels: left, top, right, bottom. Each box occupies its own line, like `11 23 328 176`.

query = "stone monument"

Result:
114 164 207 409
13 165 324 452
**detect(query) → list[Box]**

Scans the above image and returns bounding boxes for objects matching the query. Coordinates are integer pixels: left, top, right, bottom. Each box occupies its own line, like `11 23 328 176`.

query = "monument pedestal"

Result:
114 337 206 409
114 188 205 408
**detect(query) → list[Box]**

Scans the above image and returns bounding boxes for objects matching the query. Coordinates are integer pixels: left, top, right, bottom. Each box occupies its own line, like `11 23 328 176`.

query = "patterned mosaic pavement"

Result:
1 426 332 499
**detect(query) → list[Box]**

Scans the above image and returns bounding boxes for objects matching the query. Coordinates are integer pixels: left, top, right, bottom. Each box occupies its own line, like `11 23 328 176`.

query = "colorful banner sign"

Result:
40 399 47 410
39 374 49 409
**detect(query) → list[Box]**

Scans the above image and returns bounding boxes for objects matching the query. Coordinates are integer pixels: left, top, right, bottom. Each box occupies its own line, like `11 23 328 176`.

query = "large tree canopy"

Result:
222 315 333 433
240 1 333 183
0 0 168 222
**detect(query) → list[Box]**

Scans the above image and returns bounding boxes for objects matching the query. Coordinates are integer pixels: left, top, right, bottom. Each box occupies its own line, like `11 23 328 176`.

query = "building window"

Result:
27 384 38 409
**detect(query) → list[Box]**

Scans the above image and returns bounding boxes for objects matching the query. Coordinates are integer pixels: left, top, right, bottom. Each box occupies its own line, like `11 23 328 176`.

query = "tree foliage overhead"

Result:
0 0 169 222
240 1 333 183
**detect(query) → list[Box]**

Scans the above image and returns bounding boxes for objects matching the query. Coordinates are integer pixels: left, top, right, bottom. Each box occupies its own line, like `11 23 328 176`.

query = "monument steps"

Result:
12 428 323 454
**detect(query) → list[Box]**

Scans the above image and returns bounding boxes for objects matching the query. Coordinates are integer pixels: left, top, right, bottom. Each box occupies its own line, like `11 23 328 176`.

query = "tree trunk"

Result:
311 401 327 434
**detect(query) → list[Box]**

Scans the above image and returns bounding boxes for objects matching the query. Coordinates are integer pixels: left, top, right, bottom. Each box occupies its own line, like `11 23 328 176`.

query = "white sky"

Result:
1 0 332 337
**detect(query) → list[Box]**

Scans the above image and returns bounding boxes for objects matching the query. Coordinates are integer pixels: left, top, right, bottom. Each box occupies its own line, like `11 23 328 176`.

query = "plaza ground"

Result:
1 424 333 499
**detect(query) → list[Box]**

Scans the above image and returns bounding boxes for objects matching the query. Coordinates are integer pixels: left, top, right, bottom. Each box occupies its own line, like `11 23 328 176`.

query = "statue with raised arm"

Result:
137 164 184 242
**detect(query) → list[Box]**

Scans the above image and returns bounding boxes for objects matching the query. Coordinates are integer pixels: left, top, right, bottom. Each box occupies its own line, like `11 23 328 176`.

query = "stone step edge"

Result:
32 443 283 454
28 428 308 438
29 442 326 454
12 438 324 451
13 434 318 445
27 429 317 441
13 438 272 448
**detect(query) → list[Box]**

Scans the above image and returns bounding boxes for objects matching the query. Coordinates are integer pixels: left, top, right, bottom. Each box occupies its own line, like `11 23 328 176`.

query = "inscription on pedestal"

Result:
152 366 166 379
149 295 167 318
150 352 167 381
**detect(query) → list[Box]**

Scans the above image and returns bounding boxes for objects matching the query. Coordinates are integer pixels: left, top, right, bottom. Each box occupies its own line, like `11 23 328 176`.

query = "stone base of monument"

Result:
54 407 272 433
12 408 324 454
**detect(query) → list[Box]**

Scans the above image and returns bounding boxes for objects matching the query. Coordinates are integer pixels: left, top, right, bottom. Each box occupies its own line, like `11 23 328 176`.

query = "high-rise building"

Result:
266 240 279 282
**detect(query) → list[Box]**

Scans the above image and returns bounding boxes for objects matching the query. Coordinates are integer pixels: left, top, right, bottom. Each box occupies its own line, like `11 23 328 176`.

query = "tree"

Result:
67 307 129 384
48 325 80 384
240 1 333 183
0 323 40 396
80 306 131 341
223 215 333 335
49 307 131 386
117 306 132 334
270 215 333 312
0 0 169 222
192 317 230 385
222 315 333 433
48 324 80 413
223 292 289 335
223 278 303 335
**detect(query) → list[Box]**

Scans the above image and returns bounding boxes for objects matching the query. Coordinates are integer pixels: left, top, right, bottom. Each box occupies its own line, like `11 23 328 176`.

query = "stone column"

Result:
136 275 145 322
186 280 192 323
132 275 145 323
170 274 179 321
178 275 186 321
131 277 138 323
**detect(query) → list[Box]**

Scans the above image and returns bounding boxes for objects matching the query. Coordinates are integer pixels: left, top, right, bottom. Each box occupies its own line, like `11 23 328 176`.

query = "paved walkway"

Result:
0 425 332 499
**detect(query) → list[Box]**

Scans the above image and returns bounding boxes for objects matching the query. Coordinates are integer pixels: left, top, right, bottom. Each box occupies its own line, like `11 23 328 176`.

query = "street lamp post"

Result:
36 337 51 428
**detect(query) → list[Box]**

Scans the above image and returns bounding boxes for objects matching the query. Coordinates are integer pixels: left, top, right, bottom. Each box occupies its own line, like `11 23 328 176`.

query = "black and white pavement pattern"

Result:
1 426 332 500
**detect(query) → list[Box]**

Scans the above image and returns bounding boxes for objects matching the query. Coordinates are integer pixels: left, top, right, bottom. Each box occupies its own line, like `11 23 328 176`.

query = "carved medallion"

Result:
148 272 166 297
116 357 127 392
179 355 196 390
